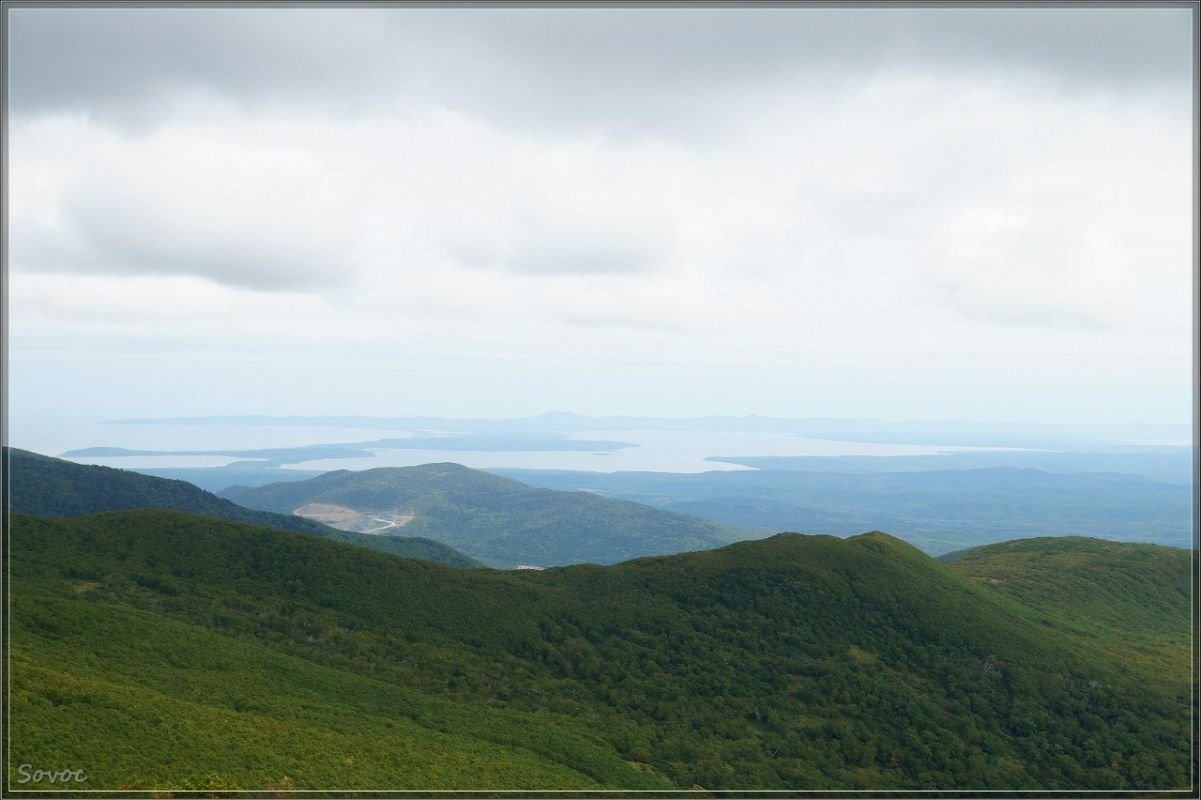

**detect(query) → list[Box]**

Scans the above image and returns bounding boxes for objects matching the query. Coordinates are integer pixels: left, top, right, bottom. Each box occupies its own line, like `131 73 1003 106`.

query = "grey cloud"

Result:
7 9 398 125
452 240 656 277
70 209 343 291
9 7 1192 132
14 186 352 291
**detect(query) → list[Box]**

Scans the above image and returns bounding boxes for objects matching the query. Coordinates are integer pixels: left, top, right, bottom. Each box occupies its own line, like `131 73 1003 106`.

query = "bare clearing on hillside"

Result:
294 503 415 534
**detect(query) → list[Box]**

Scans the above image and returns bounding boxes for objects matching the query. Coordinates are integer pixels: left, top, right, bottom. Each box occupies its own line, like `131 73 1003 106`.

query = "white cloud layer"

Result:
6 7 1194 425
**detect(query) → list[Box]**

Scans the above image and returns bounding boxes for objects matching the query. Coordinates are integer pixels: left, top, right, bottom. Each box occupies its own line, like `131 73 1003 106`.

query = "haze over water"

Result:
31 417 1143 475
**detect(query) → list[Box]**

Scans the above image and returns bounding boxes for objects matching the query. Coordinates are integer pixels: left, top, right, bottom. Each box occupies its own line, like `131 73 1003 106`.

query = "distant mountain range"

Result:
494 466 1195 554
4 448 482 568
103 411 1191 449
706 449 1193 484
8 508 1192 791
221 463 751 567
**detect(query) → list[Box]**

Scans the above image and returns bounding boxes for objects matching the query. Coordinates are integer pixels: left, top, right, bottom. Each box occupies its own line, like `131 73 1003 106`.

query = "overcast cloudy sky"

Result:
6 6 1195 431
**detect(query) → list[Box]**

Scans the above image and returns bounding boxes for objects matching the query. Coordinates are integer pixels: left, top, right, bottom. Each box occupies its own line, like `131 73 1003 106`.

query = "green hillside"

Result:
7 510 1193 792
4 447 482 568
10 580 669 792
942 536 1195 682
221 462 749 567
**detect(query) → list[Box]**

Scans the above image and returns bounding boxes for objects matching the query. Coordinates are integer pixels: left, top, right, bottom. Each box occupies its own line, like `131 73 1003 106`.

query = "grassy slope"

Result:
943 536 1195 682
4 447 482 568
8 510 1193 792
221 463 749 567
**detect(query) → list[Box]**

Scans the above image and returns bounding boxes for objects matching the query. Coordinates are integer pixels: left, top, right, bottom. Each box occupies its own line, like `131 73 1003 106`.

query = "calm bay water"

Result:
19 418 1039 475
278 430 1031 473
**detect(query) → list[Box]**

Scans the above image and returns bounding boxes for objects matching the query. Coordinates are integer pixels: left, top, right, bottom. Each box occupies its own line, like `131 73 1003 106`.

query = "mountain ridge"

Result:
221 462 752 567
4 447 483 568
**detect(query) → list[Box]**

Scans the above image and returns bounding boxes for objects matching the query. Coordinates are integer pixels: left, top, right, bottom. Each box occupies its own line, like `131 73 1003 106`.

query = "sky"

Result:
5 6 1196 432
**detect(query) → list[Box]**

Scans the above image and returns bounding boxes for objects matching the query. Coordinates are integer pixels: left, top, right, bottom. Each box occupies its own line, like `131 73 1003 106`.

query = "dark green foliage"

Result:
4 447 482 568
5 447 321 526
221 463 747 567
9 577 671 792
7 510 1193 792
307 528 484 568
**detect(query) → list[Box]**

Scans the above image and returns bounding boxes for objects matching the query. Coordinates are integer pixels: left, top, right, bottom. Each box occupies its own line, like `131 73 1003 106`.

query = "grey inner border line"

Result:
0 2 1198 8
0 0 1196 796
4 0 14 794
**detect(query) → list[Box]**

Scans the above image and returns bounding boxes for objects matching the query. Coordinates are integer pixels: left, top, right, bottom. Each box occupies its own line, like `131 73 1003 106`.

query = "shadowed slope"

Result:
5 447 482 567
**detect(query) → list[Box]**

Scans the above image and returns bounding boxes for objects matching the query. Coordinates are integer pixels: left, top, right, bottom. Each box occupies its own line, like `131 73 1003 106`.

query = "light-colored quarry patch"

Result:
294 503 361 524
294 504 416 534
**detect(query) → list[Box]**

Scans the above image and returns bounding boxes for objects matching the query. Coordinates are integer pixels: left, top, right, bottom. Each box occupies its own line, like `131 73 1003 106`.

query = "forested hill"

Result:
221 462 750 567
941 536 1191 632
8 509 1193 792
4 447 482 568
942 536 1194 679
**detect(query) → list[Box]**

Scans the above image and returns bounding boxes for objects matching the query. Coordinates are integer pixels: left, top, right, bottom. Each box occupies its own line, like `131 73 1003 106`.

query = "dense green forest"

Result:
221 463 749 567
7 509 1194 793
5 448 482 568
